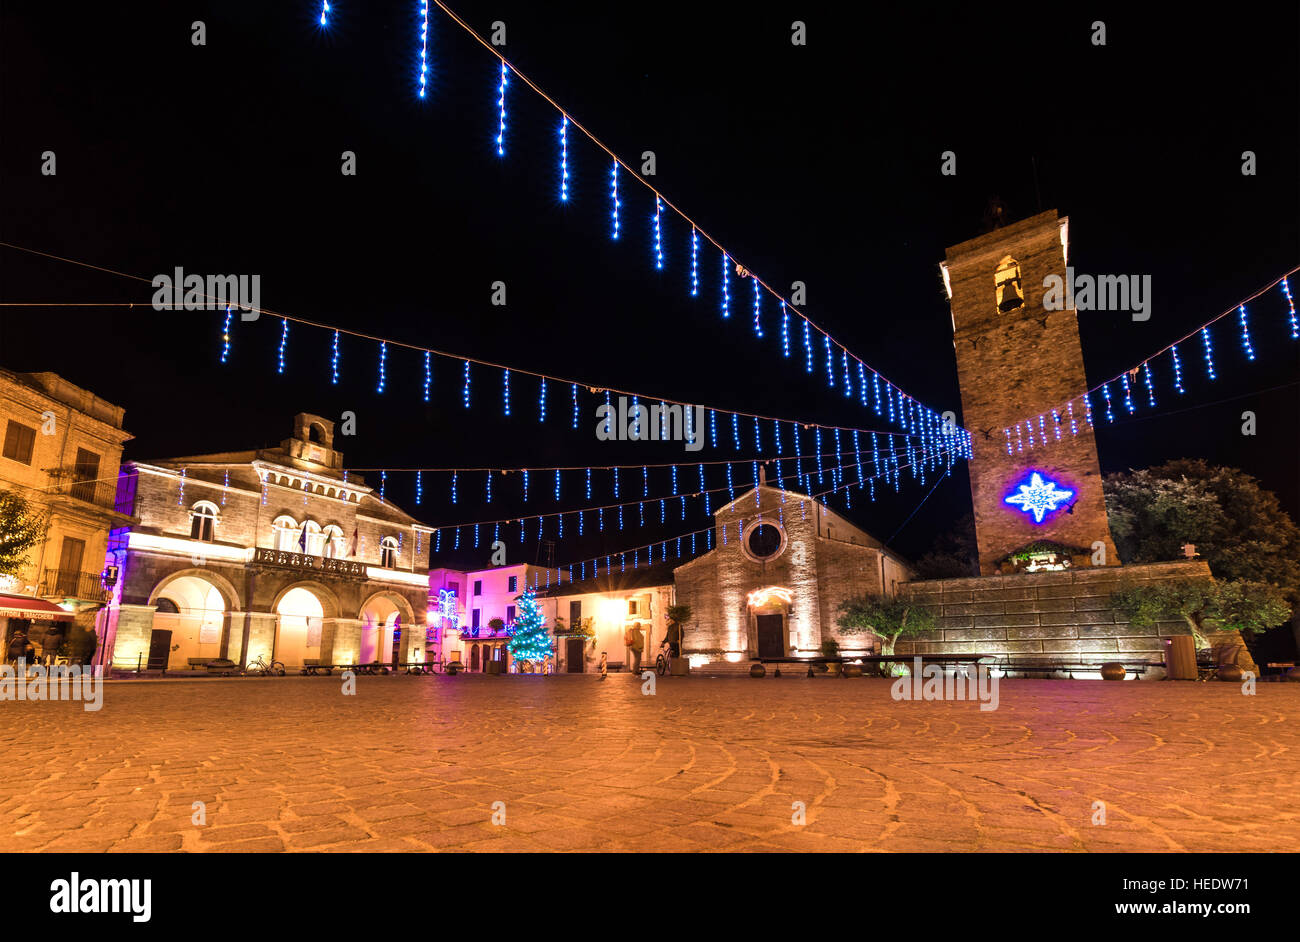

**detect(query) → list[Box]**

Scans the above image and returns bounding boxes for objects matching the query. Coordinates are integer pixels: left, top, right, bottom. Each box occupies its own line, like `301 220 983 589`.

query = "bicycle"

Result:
245 653 286 676
655 641 673 677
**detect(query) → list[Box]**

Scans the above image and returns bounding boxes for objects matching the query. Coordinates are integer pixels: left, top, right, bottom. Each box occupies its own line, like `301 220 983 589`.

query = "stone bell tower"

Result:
941 210 1118 575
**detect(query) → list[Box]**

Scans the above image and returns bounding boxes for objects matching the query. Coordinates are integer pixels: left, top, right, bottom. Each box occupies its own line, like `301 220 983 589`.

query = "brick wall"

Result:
896 560 1211 670
945 211 1119 574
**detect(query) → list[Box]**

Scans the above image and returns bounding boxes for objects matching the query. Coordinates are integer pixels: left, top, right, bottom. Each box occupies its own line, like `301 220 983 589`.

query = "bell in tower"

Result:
994 256 1025 313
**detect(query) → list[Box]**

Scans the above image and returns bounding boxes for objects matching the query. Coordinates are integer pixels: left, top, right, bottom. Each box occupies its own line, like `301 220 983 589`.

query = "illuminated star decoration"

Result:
1003 472 1075 523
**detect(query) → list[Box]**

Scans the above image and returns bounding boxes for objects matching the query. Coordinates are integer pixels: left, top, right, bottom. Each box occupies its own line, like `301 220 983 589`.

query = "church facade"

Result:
99 414 434 672
674 484 912 665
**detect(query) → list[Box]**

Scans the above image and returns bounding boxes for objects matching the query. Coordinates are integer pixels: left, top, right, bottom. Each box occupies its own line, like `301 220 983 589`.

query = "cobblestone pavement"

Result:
1 673 1296 852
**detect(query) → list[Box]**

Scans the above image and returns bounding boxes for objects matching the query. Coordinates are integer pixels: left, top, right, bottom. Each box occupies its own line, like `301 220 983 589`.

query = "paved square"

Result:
1 673 1296 852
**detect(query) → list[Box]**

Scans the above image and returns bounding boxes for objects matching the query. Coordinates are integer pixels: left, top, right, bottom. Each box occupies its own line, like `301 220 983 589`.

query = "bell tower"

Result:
941 209 1118 574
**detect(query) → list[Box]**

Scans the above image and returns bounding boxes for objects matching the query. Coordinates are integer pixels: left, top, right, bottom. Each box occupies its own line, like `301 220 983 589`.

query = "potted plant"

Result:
820 638 841 675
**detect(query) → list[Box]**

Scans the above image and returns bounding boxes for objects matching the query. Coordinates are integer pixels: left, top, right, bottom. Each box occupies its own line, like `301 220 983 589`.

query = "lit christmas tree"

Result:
507 589 552 670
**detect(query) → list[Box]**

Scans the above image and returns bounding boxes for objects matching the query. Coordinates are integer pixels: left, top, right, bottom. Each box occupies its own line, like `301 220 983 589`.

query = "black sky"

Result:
1 1 1297 571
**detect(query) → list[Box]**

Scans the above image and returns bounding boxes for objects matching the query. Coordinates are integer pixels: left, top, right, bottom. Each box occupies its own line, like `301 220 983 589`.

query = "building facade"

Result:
0 369 134 659
100 413 433 671
673 484 912 665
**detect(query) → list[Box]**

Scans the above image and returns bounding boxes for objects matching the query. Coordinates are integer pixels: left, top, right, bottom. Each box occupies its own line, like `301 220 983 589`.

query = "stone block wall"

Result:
896 560 1212 668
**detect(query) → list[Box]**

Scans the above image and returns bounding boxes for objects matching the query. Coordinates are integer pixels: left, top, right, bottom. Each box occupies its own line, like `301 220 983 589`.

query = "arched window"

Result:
272 515 301 552
308 423 327 444
995 256 1024 313
301 520 323 555
322 525 345 558
379 536 399 569
189 501 219 542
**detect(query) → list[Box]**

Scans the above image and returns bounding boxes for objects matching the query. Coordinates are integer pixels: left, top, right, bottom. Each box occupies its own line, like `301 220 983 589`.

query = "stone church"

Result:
674 481 913 665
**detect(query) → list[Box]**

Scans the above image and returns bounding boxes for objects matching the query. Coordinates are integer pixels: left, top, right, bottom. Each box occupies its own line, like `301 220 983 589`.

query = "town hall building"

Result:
99 414 434 672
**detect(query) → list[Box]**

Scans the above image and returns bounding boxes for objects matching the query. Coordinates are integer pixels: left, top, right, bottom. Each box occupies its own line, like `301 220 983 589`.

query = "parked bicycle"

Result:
245 653 286 676
655 640 673 676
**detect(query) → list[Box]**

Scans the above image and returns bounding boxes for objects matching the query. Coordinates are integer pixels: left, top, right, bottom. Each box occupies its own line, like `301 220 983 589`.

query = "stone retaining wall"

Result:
896 560 1214 672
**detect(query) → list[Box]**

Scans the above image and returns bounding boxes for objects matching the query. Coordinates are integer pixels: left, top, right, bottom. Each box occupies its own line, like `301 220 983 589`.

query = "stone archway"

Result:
268 581 341 671
358 591 417 668
147 568 242 669
746 586 793 659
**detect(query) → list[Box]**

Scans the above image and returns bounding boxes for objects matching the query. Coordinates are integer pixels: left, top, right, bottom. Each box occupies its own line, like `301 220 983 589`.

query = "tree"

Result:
1104 460 1300 603
0 489 46 580
506 589 551 669
1110 578 1292 649
911 512 979 580
836 595 936 657
665 604 692 649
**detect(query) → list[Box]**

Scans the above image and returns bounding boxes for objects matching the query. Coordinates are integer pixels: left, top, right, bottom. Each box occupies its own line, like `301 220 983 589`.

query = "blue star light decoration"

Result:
1004 472 1074 524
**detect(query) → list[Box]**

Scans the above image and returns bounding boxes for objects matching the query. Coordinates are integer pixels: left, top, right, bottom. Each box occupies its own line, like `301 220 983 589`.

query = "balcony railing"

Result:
46 475 120 511
39 569 110 603
251 547 368 578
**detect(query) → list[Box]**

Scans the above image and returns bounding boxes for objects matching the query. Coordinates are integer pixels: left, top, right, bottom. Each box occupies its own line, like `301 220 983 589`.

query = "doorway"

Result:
146 628 173 670
755 614 784 659
566 637 585 672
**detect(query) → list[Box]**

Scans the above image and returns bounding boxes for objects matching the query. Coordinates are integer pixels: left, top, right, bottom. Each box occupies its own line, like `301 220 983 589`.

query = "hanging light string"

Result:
425 1 960 437
342 443 914 475
0 240 952 454
353 441 925 532
538 447 956 581
997 267 1300 444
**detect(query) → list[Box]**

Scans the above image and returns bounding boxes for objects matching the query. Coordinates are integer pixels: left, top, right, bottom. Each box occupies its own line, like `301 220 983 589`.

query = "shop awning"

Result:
0 594 75 622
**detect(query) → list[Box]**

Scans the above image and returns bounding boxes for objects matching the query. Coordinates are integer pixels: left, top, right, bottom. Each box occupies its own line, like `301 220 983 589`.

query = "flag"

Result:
348 527 359 558
298 527 307 553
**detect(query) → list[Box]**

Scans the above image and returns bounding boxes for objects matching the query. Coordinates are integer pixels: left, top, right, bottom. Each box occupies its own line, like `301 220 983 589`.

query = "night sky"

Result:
1 2 1296 572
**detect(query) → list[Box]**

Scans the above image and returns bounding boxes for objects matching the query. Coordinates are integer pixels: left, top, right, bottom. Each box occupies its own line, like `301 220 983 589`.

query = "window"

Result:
272 516 300 551
322 525 345 558
995 256 1024 313
448 581 460 597
508 575 517 592
473 580 482 596
471 608 481 629
2 421 36 465
746 523 784 561
189 501 219 542
628 599 640 615
569 600 582 623
301 520 323 555
505 605 516 625
58 536 85 574
380 536 399 568
71 448 100 501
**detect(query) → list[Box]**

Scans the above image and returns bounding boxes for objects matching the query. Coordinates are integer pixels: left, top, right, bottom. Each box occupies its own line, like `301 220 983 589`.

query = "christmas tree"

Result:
507 589 552 669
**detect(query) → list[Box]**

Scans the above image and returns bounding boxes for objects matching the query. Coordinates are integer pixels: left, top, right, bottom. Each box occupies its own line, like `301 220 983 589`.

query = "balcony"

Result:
45 474 121 511
251 547 368 579
39 569 110 604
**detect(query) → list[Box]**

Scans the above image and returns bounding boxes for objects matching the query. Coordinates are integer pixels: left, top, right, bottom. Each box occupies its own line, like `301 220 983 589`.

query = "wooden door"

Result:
755 614 784 659
566 637 585 672
146 629 173 670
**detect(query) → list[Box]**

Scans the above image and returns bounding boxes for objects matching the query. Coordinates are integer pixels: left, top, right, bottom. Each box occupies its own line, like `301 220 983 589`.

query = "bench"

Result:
992 660 1157 679
752 654 991 678
186 657 215 670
